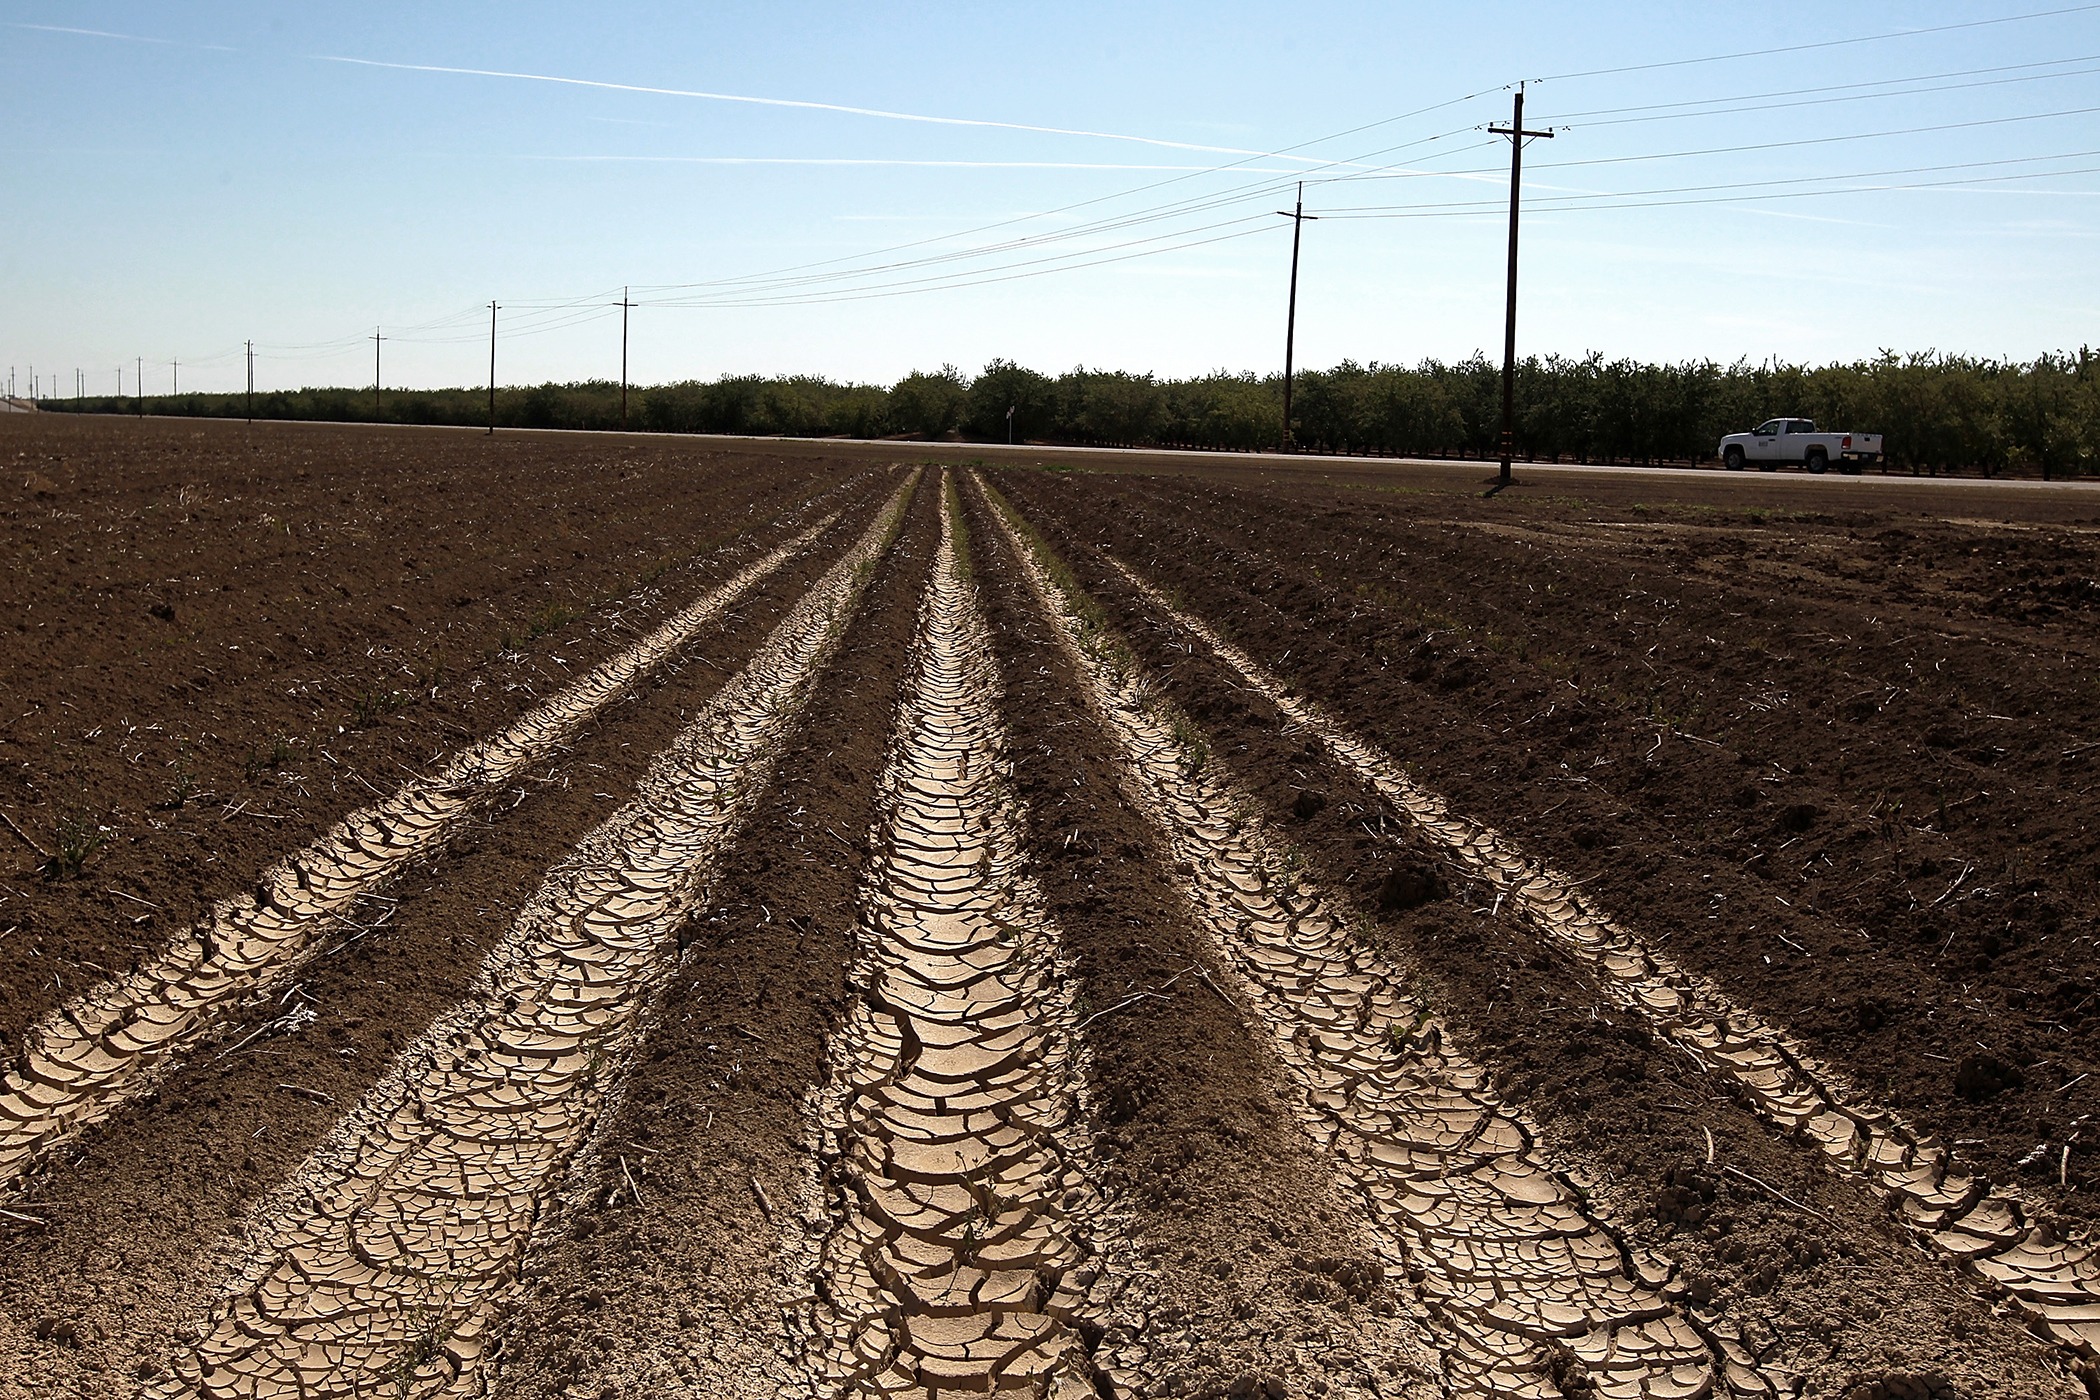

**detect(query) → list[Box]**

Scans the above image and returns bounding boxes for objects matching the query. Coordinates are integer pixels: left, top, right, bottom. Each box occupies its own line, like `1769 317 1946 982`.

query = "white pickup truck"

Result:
1719 418 1883 474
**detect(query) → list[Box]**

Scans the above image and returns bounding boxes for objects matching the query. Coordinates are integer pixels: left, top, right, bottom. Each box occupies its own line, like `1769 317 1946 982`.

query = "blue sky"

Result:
4 2 2097 395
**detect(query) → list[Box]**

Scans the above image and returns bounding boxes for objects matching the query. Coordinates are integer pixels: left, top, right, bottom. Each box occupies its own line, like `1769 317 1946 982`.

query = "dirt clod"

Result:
1376 862 1448 911
1655 1163 1719 1225
1954 1053 2023 1102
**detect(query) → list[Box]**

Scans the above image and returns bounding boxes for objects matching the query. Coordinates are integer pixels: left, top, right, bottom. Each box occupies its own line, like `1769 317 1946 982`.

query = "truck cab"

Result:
1746 419 1813 466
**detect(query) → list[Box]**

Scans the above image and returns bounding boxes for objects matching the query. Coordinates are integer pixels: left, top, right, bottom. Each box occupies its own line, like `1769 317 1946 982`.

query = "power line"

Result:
646 210 1282 310
1329 107 2100 186
1317 148 2100 212
627 95 2100 312
629 130 2098 309
629 102 1502 298
634 126 1489 305
1537 3 2100 82
1317 161 2100 222
1548 52 2100 123
644 221 1284 311
1567 62 2100 130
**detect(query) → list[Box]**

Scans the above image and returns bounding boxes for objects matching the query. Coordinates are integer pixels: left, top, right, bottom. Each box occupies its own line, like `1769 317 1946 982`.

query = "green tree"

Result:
964 359 1056 441
889 365 968 437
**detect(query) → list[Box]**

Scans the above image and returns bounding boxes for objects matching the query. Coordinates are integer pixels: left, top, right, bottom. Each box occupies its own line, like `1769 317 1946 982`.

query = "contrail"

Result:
320 55 1350 165
510 155 1308 172
7 22 236 51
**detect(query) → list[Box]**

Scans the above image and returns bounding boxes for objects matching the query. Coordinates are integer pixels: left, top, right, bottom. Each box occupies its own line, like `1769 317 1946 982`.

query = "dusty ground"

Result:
1 415 874 1042
5 415 2098 1400
989 463 2100 1224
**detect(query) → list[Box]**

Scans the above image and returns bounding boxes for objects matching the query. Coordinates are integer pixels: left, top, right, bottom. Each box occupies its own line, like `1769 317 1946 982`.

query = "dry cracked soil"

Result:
5 414 2100 1400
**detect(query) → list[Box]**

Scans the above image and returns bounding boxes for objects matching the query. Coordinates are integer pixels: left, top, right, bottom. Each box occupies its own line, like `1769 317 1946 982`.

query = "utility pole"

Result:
137 357 143 416
1006 404 1015 445
245 341 254 422
371 328 386 421
171 359 179 395
1275 183 1318 452
617 286 637 430
1488 84 1554 491
488 301 499 435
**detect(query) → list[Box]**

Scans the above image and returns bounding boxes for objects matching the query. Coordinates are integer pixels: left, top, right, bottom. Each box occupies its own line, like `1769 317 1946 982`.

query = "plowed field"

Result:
7 416 2100 1400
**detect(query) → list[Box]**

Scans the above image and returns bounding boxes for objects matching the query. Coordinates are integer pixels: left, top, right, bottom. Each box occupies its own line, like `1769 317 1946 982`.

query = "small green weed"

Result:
1169 713 1209 776
42 810 104 881
412 651 447 694
243 734 296 782
350 688 408 726
389 1303 455 1399
162 746 198 809
526 603 578 639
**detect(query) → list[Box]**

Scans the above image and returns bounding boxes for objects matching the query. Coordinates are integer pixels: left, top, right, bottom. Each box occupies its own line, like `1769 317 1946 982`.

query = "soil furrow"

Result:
981 476 1778 1400
960 481 1443 1400
0 512 844 1197
1013 470 2100 1232
1079 472 2098 822
989 475 2080 1398
473 472 944 1400
1098 546 2100 1376
143 477 919 1399
799 473 1115 1396
2 419 858 1049
0 484 884 1400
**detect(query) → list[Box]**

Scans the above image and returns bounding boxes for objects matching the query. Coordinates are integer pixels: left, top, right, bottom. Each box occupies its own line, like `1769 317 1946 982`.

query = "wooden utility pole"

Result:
617 287 638 430
1275 183 1318 452
371 328 386 421
488 301 499 435
137 357 143 416
1489 85 1554 491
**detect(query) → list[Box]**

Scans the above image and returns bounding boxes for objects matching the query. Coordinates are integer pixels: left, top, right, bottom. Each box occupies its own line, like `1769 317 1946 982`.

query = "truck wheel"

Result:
1758 460 1777 472
1840 460 1861 476
1806 450 1828 474
1723 447 1745 471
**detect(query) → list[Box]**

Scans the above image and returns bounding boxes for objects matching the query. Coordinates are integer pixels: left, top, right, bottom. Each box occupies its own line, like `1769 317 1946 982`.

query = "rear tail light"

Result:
1842 435 1851 448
